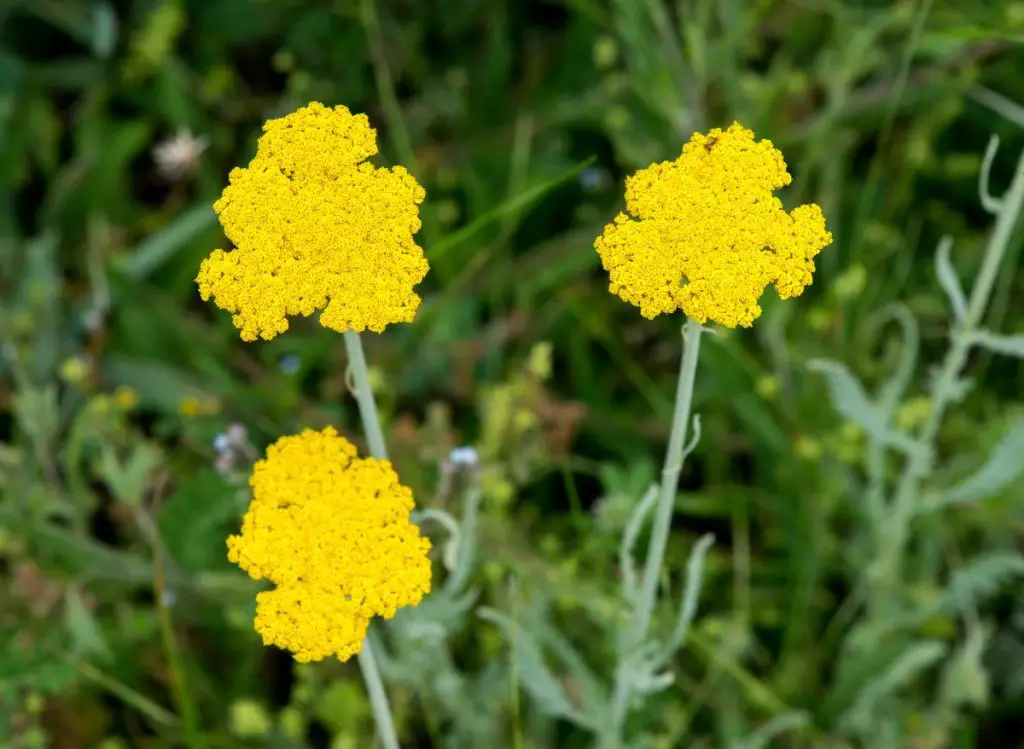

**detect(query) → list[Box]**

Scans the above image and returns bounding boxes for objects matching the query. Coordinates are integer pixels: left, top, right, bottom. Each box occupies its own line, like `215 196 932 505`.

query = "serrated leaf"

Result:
929 416 1024 509
929 553 1024 619
806 359 918 454
478 607 595 730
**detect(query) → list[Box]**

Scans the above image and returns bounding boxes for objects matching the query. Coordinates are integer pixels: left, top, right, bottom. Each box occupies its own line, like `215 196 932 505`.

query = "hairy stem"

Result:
343 329 401 749
877 145 1024 609
606 318 703 746
635 319 703 641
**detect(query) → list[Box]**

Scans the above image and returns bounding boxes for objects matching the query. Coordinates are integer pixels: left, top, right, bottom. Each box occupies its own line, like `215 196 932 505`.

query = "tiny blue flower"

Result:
449 446 479 467
279 354 301 375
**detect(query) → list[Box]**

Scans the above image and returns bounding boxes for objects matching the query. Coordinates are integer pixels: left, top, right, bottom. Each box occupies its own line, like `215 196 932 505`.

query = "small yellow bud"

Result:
833 264 867 300
179 396 203 417
25 691 44 714
793 436 822 461
90 395 113 415
59 357 88 384
113 386 139 410
604 106 631 131
807 306 831 331
592 36 618 69
230 699 272 737
841 422 863 442
896 396 932 431
527 341 553 380
755 374 780 399
279 707 305 739
366 367 385 395
331 734 358 749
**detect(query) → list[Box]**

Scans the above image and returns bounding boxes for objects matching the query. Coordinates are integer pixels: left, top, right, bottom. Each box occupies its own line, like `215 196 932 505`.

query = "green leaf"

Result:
939 626 989 710
97 441 163 507
158 469 240 573
836 640 946 734
429 157 596 262
806 359 918 454
969 86 1024 131
928 415 1024 509
971 330 1024 358
118 204 218 280
478 607 596 730
63 587 114 663
91 3 119 59
929 553 1024 619
935 236 966 322
737 711 811 749
100 355 214 413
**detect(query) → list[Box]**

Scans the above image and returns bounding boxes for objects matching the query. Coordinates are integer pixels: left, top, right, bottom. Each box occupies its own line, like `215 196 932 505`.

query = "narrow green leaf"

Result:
429 157 596 262
971 330 1024 358
935 236 967 323
969 86 1024 131
667 533 715 653
119 204 217 280
478 607 595 730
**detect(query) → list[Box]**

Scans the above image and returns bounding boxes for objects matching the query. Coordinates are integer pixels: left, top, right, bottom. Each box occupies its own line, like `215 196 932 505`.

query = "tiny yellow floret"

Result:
227 427 432 662
595 122 832 327
197 102 429 341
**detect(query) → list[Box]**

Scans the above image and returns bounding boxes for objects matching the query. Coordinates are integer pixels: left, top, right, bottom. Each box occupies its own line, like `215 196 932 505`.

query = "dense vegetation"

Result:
2 1 1024 747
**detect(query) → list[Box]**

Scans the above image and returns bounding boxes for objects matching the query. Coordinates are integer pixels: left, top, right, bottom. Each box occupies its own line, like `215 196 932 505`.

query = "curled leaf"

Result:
935 236 967 323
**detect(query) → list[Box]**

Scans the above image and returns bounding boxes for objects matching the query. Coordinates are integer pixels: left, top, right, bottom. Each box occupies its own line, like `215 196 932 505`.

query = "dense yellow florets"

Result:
196 102 429 341
595 122 832 328
227 426 432 662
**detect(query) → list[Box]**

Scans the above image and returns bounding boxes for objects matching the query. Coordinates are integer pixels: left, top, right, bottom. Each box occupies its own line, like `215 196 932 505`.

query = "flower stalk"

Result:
607 318 703 746
343 329 401 749
632 319 703 643
874 141 1024 610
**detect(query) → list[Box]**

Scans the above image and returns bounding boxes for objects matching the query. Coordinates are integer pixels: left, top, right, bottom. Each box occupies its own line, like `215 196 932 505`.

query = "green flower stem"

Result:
633 319 703 643
878 144 1024 607
344 330 389 460
607 319 703 746
153 538 201 748
342 329 400 749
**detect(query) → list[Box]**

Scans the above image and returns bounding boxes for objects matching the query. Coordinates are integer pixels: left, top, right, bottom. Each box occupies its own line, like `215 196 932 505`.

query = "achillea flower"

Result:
196 102 428 341
595 122 832 328
227 426 432 662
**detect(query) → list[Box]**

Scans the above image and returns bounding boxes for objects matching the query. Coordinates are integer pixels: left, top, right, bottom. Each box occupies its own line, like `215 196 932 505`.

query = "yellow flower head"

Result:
595 122 832 327
197 102 429 341
227 426 432 662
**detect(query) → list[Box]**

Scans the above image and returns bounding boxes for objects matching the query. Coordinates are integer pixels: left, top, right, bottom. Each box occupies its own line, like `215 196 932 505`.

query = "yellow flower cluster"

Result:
595 122 832 327
227 427 432 662
196 102 429 341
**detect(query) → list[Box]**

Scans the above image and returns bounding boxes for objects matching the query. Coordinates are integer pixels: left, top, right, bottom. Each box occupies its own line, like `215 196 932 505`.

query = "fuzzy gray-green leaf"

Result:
929 415 1024 509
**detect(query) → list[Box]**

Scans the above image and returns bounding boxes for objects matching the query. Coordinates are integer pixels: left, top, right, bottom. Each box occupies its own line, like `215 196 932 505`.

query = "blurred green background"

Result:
3 0 1024 747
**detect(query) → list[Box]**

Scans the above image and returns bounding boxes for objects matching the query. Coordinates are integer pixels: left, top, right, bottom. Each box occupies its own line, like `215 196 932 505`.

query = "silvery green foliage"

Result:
807 133 1024 742
377 480 510 749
